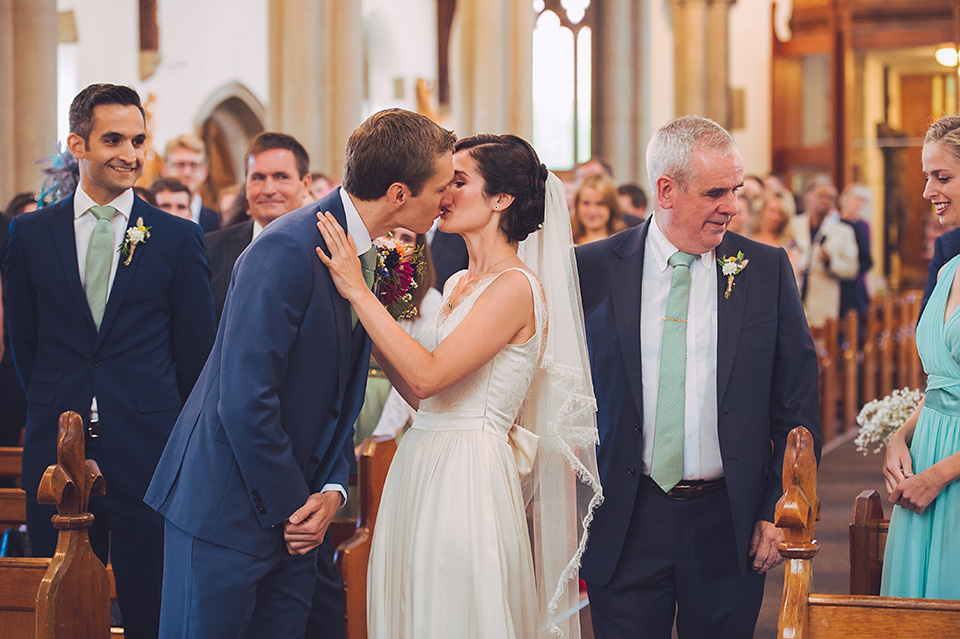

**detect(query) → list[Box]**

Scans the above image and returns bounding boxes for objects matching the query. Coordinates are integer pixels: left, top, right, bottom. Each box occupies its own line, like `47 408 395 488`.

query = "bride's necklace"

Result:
445 255 515 311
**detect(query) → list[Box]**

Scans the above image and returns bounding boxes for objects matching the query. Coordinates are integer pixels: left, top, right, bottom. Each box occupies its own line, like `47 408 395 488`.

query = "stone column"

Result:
592 0 646 184
450 0 533 137
670 0 735 127
0 0 58 206
268 0 363 177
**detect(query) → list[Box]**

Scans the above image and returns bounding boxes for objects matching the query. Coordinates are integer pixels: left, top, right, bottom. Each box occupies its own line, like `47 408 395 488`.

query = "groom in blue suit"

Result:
577 116 821 638
4 84 216 639
145 108 456 638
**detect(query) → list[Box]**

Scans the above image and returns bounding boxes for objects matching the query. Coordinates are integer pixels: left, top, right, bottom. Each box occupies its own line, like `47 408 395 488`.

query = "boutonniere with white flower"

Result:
717 251 749 299
118 217 151 266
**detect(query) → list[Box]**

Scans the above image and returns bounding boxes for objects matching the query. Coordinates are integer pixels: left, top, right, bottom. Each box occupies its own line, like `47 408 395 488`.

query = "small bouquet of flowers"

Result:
374 236 426 320
854 387 923 455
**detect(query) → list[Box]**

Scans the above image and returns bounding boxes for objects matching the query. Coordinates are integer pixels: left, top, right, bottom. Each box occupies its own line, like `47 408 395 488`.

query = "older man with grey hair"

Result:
576 115 822 638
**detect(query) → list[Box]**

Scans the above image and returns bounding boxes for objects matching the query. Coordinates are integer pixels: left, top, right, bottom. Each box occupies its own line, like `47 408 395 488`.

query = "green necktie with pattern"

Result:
85 205 116 330
353 246 378 329
650 250 697 493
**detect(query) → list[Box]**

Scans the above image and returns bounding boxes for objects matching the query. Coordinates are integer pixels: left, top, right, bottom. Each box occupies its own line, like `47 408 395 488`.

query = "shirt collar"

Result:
74 186 134 223
648 213 714 273
338 187 373 257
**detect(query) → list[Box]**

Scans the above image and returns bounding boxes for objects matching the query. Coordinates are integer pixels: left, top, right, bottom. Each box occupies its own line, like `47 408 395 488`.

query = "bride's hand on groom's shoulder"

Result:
315 211 368 302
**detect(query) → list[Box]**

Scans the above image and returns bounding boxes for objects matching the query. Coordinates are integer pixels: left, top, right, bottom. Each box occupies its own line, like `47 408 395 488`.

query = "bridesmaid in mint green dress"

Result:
881 115 960 599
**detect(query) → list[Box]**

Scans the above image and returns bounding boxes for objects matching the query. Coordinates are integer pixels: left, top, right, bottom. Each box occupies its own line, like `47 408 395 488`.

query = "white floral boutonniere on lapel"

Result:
118 217 152 266
717 251 748 299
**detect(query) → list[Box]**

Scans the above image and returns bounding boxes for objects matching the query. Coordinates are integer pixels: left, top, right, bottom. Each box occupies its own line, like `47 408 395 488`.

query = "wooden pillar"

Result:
670 0 735 127
832 0 854 189
268 0 362 177
0 0 58 206
592 0 646 183
450 0 532 137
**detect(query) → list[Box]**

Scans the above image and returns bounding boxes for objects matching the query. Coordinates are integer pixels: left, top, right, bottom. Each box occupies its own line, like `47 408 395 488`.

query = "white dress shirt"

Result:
640 215 723 481
322 188 375 504
74 186 135 422
190 193 203 226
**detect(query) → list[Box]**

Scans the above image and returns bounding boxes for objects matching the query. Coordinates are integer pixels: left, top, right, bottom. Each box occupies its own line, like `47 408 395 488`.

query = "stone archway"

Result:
194 82 265 206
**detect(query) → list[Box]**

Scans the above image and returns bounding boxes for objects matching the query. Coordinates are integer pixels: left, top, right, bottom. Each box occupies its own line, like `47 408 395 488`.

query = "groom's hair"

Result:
342 109 456 201
70 84 145 144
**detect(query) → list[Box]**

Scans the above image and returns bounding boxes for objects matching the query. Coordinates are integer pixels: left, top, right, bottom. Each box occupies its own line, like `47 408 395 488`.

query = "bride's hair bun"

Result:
454 134 546 243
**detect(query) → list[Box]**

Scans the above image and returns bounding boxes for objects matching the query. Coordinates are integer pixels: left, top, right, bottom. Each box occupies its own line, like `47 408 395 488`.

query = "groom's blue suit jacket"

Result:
576 220 822 586
4 194 215 499
146 188 371 557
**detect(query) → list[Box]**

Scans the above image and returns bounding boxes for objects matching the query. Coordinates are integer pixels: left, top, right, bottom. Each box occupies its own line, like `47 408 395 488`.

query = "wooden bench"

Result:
849 490 888 596
776 425 960 638
334 435 397 639
0 411 111 639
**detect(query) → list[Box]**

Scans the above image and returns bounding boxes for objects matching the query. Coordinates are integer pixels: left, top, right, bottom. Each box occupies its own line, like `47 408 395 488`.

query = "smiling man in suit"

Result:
146 109 456 638
204 132 312 323
576 116 821 639
3 83 215 639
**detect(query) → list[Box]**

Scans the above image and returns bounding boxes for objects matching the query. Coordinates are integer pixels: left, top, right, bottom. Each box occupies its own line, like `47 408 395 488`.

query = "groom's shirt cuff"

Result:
322 483 347 508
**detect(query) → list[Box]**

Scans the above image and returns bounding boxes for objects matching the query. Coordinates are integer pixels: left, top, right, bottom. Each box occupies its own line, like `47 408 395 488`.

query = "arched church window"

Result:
533 0 593 170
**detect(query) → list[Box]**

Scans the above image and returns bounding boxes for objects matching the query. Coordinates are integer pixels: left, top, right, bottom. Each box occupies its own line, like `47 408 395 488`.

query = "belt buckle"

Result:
87 419 101 438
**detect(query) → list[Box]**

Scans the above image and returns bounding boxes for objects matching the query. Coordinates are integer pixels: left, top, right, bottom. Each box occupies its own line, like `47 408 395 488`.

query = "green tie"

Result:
650 250 697 493
352 246 378 329
84 205 116 330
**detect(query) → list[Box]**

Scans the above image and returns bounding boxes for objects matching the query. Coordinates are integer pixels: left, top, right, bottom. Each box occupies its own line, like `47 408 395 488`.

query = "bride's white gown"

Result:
367 268 545 639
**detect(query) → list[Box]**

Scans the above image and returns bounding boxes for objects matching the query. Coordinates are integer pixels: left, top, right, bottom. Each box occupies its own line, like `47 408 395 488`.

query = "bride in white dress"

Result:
316 134 602 638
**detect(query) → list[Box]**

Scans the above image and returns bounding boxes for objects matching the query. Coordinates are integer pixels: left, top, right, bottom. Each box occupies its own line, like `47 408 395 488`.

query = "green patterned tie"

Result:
84 205 116 330
352 246 378 329
651 250 697 493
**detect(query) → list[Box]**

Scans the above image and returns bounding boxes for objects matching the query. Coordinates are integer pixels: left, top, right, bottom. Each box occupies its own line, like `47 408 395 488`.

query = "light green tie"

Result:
84 205 116 330
352 246 378 329
650 250 697 493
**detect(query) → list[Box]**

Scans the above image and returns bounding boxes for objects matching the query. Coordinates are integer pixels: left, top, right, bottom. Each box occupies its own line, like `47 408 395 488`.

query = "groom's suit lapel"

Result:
47 196 97 334
611 221 651 418
715 233 748 404
323 188 353 401
97 197 150 348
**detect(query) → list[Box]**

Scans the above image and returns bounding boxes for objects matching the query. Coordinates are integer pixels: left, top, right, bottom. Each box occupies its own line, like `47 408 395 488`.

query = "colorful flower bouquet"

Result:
374 237 426 320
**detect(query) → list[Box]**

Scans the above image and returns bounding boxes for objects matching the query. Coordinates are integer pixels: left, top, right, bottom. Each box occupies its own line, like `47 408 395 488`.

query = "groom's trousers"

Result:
159 520 317 639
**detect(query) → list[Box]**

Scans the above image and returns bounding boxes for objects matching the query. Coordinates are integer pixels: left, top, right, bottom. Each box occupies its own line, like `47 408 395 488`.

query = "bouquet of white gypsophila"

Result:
854 387 923 455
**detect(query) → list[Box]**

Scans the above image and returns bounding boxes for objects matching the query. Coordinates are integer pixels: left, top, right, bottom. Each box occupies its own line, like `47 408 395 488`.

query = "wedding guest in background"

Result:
922 225 960 316
742 174 766 202
221 183 249 227
216 183 241 218
795 177 859 329
133 186 156 206
161 133 220 232
753 188 801 276
727 193 755 236
310 171 335 201
573 173 627 245
618 182 647 226
4 192 39 216
0 203 27 473
149 178 193 221
881 114 960 600
838 183 873 322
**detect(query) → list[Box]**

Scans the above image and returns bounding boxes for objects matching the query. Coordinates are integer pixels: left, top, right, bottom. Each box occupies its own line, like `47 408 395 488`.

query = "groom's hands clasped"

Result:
283 490 342 555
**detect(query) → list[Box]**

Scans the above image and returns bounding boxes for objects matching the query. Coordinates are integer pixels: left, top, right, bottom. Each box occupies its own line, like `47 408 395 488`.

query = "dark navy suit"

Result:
3 194 215 638
146 188 369 637
576 221 821 638
204 219 254 322
198 204 221 233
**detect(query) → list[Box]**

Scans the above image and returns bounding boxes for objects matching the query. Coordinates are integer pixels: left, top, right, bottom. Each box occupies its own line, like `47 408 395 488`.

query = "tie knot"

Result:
89 205 116 222
668 251 697 269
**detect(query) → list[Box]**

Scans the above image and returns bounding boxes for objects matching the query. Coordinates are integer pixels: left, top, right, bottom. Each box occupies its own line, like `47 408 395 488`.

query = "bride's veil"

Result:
517 172 603 638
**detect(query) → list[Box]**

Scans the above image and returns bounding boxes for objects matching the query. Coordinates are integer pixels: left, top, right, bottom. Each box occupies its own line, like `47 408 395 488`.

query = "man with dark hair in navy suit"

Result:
4 83 216 638
922 227 960 318
146 108 456 638
577 116 821 638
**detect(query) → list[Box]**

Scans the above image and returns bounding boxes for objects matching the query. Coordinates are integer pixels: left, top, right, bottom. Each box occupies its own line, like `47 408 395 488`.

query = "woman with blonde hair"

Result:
572 174 626 245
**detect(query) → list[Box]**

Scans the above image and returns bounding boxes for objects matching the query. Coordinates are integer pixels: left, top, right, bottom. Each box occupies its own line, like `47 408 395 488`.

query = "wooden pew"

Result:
849 490 887 596
0 447 26 532
0 411 110 639
335 435 397 639
841 310 859 431
776 426 960 638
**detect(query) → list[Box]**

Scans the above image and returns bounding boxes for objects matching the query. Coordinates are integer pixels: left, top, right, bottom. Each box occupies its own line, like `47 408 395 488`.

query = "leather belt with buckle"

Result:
638 474 726 501
87 419 101 438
